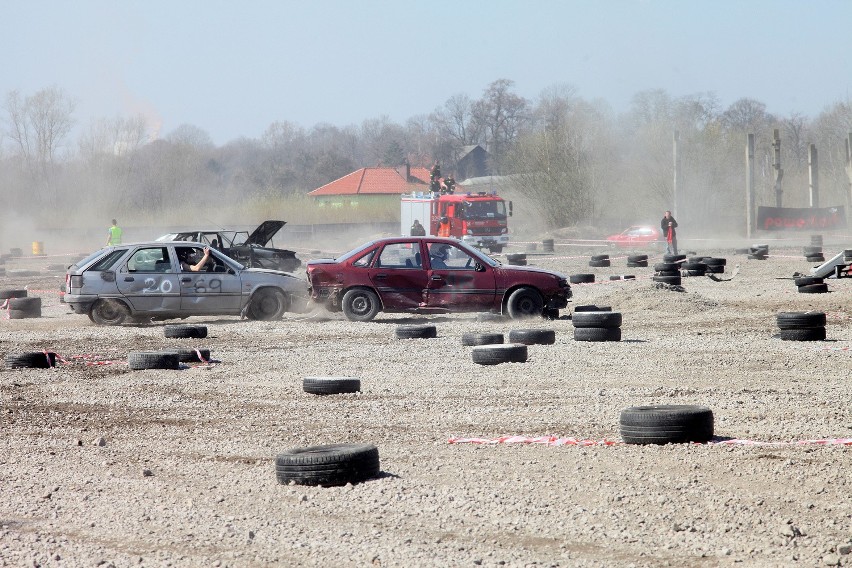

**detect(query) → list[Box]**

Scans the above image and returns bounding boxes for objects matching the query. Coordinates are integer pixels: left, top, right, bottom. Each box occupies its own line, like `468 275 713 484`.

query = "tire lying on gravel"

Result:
573 304 611 312
798 283 828 294
5 352 57 369
777 311 826 329
7 297 41 319
793 277 823 287
652 275 682 285
303 377 361 395
778 327 826 341
164 324 208 339
620 405 714 445
572 311 622 328
627 254 648 262
395 324 437 339
128 351 181 370
589 259 611 267
275 443 380 486
461 332 504 346
569 274 595 284
471 343 528 365
626 261 648 268
573 327 621 342
0 289 27 299
805 255 825 263
164 349 212 363
508 329 556 345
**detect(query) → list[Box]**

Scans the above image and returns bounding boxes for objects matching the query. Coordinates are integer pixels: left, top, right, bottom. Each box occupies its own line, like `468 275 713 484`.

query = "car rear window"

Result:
88 250 127 271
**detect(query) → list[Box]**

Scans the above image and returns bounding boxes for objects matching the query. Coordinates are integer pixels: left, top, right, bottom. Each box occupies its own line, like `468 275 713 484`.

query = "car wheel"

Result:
342 288 381 322
506 287 543 319
249 288 288 320
88 299 129 325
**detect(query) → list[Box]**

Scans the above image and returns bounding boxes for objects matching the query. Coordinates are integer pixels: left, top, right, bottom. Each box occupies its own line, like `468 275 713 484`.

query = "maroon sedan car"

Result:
306 237 571 321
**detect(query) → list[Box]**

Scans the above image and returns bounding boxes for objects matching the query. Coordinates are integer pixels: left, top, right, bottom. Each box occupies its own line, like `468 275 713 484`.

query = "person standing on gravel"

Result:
661 210 678 255
106 219 122 246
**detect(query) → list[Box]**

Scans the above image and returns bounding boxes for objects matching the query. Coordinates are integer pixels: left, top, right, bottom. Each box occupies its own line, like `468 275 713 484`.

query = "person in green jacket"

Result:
106 219 123 246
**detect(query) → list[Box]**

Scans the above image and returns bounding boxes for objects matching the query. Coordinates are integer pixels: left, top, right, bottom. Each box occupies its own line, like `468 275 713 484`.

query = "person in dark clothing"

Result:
410 219 426 236
444 174 456 194
661 210 678 255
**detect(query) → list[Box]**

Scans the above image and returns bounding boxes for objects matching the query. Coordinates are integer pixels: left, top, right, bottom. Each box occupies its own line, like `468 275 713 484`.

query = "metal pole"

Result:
809 144 819 208
746 134 755 239
772 128 784 207
672 130 680 218
845 133 852 213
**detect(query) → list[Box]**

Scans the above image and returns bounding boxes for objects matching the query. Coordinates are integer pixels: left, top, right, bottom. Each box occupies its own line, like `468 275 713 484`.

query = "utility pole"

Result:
845 133 852 213
746 134 755 238
672 130 680 218
772 129 784 207
808 144 819 208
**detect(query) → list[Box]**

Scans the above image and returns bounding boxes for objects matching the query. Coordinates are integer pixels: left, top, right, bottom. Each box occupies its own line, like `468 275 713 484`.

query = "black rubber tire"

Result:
9 309 41 319
461 332 504 346
5 352 57 369
591 254 610 261
793 277 823 287
164 324 208 339
0 289 27 299
471 344 528 365
569 274 595 284
342 288 381 322
395 324 437 339
703 257 726 266
164 348 212 363
685 270 706 277
805 256 825 263
653 263 678 272
682 263 707 271
88 299 130 325
798 283 828 294
626 261 648 268
8 297 41 314
656 270 680 277
541 239 554 252
747 254 767 260
302 377 361 395
777 311 826 329
589 260 611 267
508 328 556 345
127 351 181 370
779 327 826 341
627 255 648 262
506 253 527 262
506 287 544 319
508 258 528 266
248 288 289 320
573 304 611 312
706 265 724 273
275 444 379 486
573 327 621 342
663 254 686 262
572 311 622 328
653 275 682 285
620 405 714 445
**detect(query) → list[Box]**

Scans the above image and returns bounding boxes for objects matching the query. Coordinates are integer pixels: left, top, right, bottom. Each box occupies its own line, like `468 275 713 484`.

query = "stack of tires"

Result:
776 311 826 341
542 239 555 253
572 310 622 342
589 254 610 267
569 273 595 285
0 289 40 319
703 257 726 274
748 244 769 260
626 254 648 268
794 276 828 294
681 258 707 277
804 234 825 263
652 262 681 285
506 253 527 266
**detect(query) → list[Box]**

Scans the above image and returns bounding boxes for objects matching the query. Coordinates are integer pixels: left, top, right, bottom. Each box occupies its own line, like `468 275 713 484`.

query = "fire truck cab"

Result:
401 191 511 253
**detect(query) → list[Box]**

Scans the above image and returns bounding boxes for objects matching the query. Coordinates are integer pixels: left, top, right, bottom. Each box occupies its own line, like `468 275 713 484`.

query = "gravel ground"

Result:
1 244 851 568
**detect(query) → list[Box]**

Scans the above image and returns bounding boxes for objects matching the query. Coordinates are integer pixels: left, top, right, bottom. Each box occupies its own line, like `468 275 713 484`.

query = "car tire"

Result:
461 332 504 346
569 274 595 284
777 311 826 329
127 351 181 370
164 324 208 339
471 343 528 365
275 443 380 486
395 324 437 339
794 277 823 287
249 288 288 320
303 377 361 395
798 283 828 294
5 351 57 369
573 304 612 312
0 289 27 299
627 255 648 262
704 257 727 266
342 288 382 322
573 327 621 342
589 259 611 267
778 327 826 341
572 311 622 328
506 287 544 319
7 297 41 318
591 254 610 261
508 329 556 345
620 405 714 445
88 299 130 326
163 348 211 363
653 275 682 285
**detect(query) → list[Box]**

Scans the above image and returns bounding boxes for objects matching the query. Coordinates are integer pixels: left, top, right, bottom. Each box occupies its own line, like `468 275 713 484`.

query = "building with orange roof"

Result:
307 164 431 207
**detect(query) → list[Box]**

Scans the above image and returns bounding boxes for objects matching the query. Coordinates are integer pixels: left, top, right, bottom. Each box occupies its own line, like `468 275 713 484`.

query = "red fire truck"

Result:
401 191 512 253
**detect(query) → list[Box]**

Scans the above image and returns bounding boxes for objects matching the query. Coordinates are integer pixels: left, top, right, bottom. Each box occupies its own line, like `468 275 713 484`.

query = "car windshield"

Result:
454 240 499 267
461 200 506 220
335 241 378 263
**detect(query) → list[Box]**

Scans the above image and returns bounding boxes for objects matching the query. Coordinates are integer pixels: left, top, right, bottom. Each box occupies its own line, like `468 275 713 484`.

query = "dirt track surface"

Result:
1 245 851 567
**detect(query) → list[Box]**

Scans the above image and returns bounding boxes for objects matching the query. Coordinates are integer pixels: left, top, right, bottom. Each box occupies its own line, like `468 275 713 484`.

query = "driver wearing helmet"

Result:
429 244 450 269
178 247 211 272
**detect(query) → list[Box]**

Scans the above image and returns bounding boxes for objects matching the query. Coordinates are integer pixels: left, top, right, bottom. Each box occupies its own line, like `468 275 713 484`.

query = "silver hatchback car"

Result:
64 242 307 325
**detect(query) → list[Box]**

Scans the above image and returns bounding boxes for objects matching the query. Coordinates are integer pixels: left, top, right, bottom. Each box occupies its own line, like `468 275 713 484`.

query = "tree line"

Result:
2 81 851 233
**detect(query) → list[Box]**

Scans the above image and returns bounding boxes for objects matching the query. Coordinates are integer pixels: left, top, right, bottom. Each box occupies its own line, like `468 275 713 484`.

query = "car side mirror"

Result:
101 271 115 282
474 263 485 272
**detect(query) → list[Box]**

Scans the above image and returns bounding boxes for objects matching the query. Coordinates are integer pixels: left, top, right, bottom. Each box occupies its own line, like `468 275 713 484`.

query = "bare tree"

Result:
471 79 529 171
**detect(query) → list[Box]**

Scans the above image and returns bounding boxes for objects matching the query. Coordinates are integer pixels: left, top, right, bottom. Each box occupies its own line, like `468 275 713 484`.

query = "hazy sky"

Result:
3 0 851 145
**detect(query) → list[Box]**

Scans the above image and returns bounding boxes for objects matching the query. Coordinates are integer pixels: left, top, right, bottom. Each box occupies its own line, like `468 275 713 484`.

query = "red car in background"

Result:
606 225 662 248
306 237 571 321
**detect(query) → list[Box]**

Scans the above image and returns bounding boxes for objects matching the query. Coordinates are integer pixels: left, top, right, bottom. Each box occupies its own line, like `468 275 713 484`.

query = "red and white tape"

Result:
449 435 852 447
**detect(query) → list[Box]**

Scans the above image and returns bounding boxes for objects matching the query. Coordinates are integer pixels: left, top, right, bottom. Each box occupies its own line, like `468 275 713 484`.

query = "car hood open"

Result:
245 220 286 247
